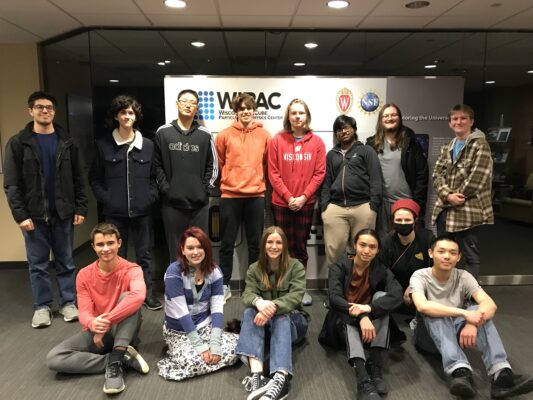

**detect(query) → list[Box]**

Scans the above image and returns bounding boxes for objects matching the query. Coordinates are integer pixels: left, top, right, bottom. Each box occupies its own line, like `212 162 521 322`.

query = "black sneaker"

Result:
259 372 289 400
491 368 533 398
123 345 149 374
357 379 381 400
242 372 272 400
367 362 388 395
103 361 125 394
144 296 162 311
449 367 476 398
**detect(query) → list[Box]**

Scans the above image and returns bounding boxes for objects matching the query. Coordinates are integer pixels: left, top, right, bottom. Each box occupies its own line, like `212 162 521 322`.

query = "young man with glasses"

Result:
367 104 429 238
154 89 218 262
4 91 88 328
320 115 382 266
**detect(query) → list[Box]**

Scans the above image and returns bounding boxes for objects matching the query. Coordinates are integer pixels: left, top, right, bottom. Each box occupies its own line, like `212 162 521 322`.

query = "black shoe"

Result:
357 379 381 400
242 372 272 400
259 372 289 400
449 367 476 398
144 296 162 311
123 345 149 374
103 361 125 394
491 368 533 398
367 362 388 395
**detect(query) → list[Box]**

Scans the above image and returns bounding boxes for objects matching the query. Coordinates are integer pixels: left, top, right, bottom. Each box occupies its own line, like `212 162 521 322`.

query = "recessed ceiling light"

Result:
405 1 430 9
424 76 437 79
424 64 437 69
164 60 171 64
191 41 205 47
109 79 119 83
485 80 495 84
327 1 350 9
305 42 318 49
164 0 187 8
528 70 533 74
294 62 306 67
157 62 166 66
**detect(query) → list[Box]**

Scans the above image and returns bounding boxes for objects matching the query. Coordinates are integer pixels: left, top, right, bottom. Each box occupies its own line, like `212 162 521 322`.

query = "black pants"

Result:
107 214 154 298
219 197 265 285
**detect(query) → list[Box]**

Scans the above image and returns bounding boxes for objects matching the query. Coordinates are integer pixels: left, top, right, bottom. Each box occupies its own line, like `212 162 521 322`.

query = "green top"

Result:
242 258 307 315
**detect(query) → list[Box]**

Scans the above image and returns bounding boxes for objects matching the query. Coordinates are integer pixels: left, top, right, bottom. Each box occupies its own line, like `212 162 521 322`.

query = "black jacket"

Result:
89 133 159 217
320 141 382 213
154 120 218 210
366 127 429 216
4 122 88 223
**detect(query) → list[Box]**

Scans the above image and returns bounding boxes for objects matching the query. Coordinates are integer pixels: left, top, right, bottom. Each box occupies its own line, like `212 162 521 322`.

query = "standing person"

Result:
366 103 429 238
268 98 326 306
158 227 239 381
46 223 149 395
3 91 87 329
321 115 382 266
320 229 402 400
154 89 218 263
432 104 493 278
236 226 308 400
215 93 271 302
89 95 161 310
410 236 533 399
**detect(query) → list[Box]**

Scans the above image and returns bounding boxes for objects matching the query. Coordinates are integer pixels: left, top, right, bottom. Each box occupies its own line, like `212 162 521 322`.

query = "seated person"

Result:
236 226 308 400
158 227 239 381
410 236 533 399
380 198 434 312
321 228 402 400
47 223 149 395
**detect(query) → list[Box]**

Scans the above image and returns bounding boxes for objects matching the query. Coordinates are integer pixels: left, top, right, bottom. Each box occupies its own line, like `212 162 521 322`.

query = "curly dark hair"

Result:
106 95 142 130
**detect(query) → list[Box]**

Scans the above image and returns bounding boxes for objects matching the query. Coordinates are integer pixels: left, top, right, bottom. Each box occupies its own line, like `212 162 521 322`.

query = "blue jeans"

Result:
414 306 511 376
23 217 76 309
236 307 308 376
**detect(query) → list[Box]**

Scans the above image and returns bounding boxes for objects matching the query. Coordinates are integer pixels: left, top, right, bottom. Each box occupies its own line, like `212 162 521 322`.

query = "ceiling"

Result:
3 0 533 91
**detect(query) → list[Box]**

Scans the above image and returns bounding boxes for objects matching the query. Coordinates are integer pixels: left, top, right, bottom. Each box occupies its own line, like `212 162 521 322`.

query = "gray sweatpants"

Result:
46 306 142 374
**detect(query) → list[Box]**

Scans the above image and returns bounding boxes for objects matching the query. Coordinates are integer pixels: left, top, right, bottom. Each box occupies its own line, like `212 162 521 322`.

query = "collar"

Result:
112 129 143 150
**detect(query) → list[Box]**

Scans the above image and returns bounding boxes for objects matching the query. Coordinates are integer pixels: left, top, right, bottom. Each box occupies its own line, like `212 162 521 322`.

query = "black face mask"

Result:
394 223 414 236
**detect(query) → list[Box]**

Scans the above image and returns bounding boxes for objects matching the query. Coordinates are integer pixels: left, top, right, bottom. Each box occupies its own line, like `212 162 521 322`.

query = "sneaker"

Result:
31 307 52 328
103 361 125 394
123 345 149 374
302 291 313 306
144 296 162 311
491 368 533 398
259 372 289 400
357 379 381 400
242 373 272 400
367 362 388 395
223 285 232 303
59 303 78 322
448 367 475 398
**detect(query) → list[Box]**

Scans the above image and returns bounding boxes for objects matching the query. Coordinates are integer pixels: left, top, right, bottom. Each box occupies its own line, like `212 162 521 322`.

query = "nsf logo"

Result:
360 92 380 113
196 90 216 121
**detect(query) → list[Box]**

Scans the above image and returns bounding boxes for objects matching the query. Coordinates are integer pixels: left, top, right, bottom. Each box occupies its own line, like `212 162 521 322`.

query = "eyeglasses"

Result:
33 105 55 112
382 113 399 119
178 99 198 107
335 126 353 134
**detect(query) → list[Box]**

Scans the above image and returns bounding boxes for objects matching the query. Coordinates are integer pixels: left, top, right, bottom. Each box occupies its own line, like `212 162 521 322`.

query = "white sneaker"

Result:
32 307 52 328
59 303 78 322
302 291 313 306
223 285 232 303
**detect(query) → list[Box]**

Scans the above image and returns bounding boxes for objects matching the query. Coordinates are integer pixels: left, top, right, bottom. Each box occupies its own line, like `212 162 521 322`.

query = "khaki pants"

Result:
322 202 376 265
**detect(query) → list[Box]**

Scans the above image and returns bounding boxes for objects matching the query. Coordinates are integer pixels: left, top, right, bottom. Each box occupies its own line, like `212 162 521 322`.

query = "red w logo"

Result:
338 95 351 113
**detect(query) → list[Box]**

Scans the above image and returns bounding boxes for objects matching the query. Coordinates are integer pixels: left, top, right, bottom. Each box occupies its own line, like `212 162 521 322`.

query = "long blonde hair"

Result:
283 98 312 133
257 226 290 289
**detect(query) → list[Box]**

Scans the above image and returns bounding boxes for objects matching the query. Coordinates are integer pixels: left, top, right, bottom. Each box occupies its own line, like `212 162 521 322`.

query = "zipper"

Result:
29 140 49 222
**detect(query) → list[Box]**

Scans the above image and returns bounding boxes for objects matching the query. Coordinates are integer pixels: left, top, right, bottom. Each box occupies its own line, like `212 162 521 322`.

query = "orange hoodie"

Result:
215 121 271 198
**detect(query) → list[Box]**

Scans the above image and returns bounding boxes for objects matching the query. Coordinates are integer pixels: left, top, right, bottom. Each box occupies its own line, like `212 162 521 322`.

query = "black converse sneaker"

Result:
242 372 272 400
259 372 289 400
123 345 150 374
103 361 125 394
367 361 388 395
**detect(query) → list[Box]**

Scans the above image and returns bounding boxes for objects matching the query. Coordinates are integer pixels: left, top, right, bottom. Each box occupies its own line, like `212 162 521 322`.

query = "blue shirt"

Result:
452 139 466 161
34 132 59 213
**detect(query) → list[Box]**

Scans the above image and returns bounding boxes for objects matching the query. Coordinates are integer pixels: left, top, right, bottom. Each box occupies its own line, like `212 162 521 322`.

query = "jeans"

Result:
106 214 154 298
22 217 76 309
437 210 481 278
219 197 264 285
236 307 308 376
414 306 511 376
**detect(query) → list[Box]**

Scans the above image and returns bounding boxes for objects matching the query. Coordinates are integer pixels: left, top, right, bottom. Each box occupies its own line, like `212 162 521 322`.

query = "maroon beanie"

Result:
391 199 420 219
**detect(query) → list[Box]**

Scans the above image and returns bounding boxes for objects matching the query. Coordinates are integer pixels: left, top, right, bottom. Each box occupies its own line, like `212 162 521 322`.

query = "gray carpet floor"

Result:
1 267 533 400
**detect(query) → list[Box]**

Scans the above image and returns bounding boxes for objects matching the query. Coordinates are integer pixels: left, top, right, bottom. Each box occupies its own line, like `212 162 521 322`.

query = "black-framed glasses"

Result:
33 104 55 112
335 126 353 134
